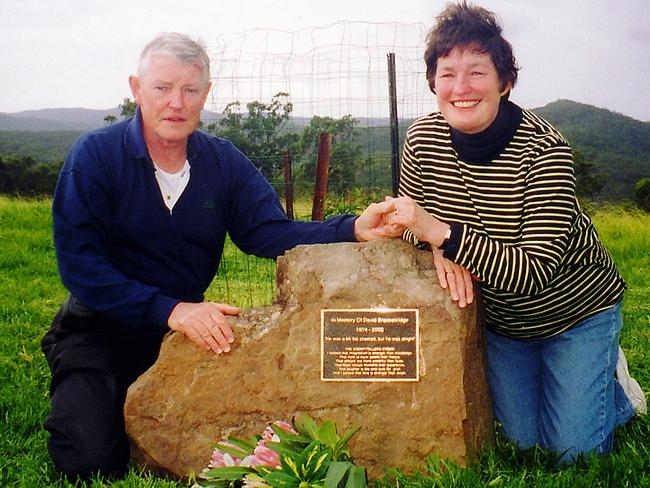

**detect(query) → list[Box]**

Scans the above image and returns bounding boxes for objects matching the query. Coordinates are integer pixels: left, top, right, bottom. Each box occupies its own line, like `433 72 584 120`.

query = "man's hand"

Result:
354 199 406 241
432 248 475 308
168 302 240 354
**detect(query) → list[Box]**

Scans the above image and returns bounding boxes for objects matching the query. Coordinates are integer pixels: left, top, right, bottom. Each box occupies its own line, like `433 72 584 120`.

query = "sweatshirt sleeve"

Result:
52 134 178 329
449 142 577 296
220 142 358 258
399 122 578 297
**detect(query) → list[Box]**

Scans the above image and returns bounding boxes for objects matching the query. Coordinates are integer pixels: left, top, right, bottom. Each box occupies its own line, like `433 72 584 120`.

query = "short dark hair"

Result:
424 1 519 94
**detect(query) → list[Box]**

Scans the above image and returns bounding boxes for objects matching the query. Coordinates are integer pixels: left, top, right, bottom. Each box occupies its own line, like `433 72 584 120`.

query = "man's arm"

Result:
220 141 404 256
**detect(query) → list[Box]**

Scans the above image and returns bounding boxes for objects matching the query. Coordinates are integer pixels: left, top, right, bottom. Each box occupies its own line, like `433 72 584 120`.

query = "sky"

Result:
1 0 649 121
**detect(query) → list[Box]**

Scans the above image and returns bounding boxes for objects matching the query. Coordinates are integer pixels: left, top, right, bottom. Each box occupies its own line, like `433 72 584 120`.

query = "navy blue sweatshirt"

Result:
53 111 356 332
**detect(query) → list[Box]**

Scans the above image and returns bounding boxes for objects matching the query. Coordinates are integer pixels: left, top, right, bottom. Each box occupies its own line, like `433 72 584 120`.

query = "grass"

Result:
0 195 649 487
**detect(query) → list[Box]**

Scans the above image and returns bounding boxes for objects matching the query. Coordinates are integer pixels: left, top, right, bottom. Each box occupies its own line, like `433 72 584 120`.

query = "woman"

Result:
388 1 645 462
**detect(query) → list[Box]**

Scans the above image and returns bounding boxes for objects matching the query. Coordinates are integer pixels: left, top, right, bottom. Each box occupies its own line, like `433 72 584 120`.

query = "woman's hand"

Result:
432 248 474 308
387 196 450 248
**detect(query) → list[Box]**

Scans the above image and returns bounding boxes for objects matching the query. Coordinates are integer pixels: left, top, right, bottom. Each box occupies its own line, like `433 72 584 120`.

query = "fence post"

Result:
283 152 294 219
387 52 400 197
311 132 332 221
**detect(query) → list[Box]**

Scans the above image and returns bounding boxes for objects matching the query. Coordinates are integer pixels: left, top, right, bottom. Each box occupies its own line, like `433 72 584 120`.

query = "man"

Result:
42 32 401 480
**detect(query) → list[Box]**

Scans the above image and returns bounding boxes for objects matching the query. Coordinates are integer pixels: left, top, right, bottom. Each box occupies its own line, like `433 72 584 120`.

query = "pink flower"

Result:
252 445 280 468
273 420 298 435
260 426 275 444
209 442 241 468
261 420 298 444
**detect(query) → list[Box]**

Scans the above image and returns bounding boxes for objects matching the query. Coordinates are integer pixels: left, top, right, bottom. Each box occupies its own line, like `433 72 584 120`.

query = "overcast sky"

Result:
1 0 649 121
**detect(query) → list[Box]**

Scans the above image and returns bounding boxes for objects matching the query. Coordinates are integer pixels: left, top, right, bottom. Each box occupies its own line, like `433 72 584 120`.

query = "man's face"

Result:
129 54 211 146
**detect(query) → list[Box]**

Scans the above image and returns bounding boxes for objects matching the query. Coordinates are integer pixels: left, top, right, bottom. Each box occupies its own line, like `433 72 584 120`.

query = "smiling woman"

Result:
386 0 645 466
433 48 510 134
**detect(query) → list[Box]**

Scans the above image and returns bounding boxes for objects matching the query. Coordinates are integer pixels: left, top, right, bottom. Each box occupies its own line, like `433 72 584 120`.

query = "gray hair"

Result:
138 32 211 84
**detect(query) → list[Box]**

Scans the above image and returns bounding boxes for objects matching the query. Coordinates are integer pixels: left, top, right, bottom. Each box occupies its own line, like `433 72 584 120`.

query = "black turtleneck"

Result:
450 99 523 165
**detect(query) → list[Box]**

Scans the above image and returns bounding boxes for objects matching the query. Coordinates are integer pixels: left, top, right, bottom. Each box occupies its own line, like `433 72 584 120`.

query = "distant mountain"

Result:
0 107 221 131
0 107 122 131
2 99 648 200
531 99 650 200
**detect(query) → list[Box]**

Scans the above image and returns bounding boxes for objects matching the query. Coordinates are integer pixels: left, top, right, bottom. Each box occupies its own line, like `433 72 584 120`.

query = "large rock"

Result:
124 239 493 478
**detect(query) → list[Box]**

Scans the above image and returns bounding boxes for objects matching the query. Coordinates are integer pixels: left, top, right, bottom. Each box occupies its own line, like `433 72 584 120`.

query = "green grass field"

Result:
1 196 649 487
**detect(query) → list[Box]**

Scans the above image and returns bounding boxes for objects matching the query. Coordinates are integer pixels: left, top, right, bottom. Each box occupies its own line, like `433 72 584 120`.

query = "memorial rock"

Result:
124 239 493 478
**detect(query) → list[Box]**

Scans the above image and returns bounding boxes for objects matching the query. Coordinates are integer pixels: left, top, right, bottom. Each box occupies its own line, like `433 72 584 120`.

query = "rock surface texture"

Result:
124 239 493 478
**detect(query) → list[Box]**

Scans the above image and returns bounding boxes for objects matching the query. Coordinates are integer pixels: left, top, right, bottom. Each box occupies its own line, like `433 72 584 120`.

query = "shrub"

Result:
634 178 650 212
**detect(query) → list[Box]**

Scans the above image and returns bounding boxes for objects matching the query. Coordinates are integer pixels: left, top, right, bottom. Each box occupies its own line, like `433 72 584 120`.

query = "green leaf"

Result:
193 481 231 488
264 470 301 488
216 441 250 459
333 426 361 459
292 441 331 482
201 466 256 481
311 451 331 476
344 466 367 488
295 415 319 440
323 462 352 488
267 440 305 461
270 423 300 443
226 435 258 453
283 455 301 478
269 424 313 451
316 420 338 448
325 461 354 488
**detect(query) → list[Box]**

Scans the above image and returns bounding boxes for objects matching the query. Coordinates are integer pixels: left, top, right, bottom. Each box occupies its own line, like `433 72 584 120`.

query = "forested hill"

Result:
531 99 650 200
1 100 649 200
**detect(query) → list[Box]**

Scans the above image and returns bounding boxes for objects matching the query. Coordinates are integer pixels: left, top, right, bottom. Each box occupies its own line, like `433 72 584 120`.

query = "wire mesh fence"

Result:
204 21 434 306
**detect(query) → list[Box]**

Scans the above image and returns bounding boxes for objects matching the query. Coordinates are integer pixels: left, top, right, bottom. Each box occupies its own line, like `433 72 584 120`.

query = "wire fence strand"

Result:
204 22 435 306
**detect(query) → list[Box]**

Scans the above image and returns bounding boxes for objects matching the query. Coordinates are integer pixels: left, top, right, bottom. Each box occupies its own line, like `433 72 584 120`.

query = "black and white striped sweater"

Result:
399 105 625 339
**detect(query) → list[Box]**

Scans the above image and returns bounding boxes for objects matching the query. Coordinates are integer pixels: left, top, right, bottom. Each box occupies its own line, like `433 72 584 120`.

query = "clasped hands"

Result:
171 196 474 355
356 196 475 308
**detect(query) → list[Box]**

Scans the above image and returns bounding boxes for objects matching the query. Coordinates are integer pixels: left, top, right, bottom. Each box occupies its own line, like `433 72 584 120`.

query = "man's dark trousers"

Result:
41 296 164 480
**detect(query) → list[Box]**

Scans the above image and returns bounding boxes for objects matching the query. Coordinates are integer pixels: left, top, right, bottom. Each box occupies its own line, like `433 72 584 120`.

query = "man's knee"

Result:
43 361 130 480
48 437 129 480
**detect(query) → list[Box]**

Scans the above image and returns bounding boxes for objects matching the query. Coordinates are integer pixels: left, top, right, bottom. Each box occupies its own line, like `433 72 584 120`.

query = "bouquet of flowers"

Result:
193 415 367 488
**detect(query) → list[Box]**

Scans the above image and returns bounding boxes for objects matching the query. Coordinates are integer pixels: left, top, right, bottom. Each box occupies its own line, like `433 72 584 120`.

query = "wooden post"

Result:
283 152 294 220
311 133 332 221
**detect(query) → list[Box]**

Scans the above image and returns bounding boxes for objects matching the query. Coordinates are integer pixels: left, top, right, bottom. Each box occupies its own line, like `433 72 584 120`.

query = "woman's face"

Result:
434 46 510 134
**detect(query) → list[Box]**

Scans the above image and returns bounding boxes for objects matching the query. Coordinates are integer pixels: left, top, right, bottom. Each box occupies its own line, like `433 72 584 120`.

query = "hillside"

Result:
0 107 221 131
1 100 649 200
0 107 122 131
0 131 81 164
531 99 650 200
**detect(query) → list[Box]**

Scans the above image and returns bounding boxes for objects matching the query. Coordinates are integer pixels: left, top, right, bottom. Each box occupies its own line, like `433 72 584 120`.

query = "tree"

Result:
120 98 137 119
0 155 60 196
297 115 362 195
206 92 298 179
573 149 605 200
104 98 136 125
635 178 650 212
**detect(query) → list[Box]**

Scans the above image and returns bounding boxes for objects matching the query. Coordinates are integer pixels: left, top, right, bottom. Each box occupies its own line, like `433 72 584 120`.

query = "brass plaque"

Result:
321 308 419 381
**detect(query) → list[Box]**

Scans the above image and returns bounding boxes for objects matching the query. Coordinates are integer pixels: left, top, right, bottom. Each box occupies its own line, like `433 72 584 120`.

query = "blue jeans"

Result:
486 302 635 462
